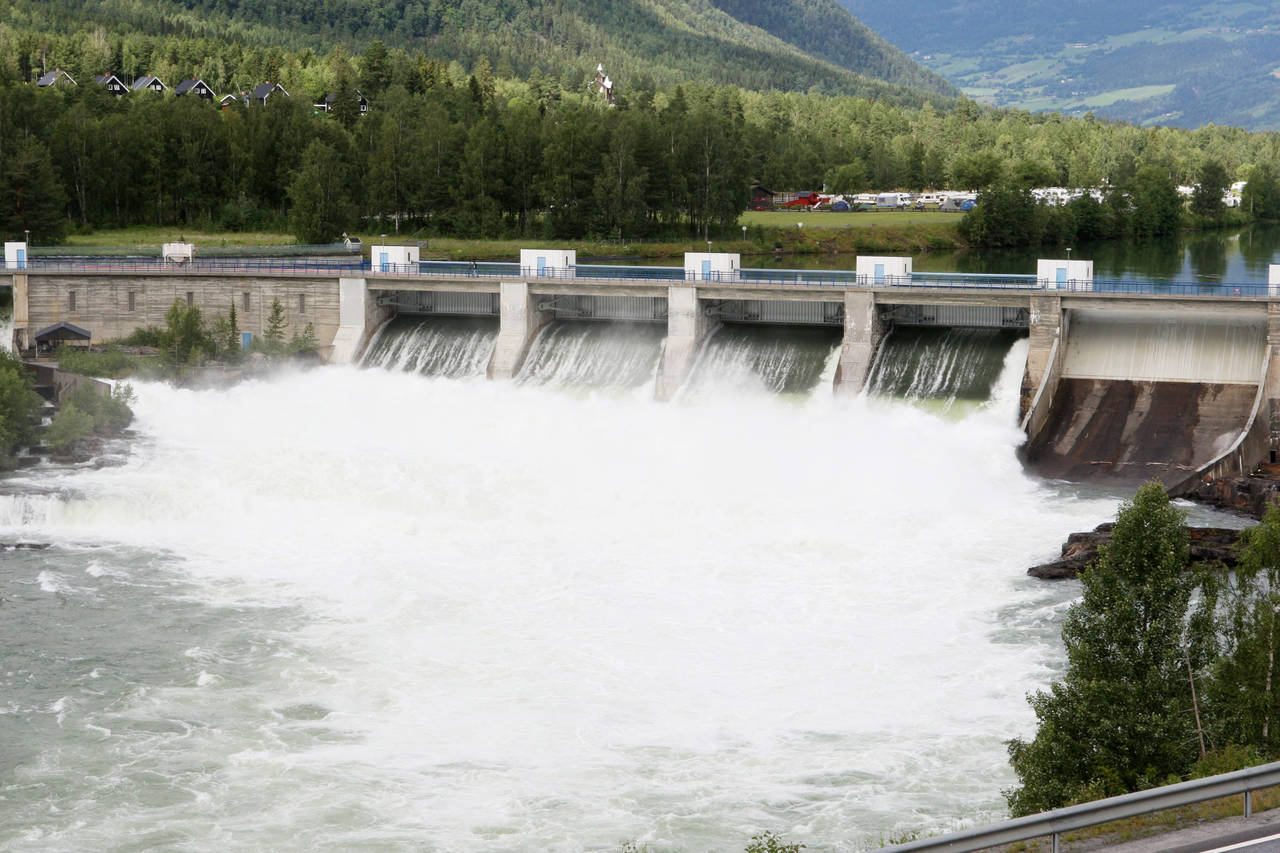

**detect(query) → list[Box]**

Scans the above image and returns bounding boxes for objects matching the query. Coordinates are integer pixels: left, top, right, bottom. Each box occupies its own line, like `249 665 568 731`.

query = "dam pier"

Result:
5 244 1280 492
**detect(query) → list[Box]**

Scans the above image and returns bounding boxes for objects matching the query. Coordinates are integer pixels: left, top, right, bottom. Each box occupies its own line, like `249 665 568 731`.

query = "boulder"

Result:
1028 524 1243 580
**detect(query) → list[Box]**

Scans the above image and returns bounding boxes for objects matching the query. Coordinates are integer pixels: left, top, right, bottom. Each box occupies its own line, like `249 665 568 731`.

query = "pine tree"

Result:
264 298 287 353
1006 483 1202 815
1 137 67 244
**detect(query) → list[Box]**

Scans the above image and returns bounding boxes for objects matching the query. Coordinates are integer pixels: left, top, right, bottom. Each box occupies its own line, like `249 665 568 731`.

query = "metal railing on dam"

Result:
873 760 1280 853
6 256 1277 297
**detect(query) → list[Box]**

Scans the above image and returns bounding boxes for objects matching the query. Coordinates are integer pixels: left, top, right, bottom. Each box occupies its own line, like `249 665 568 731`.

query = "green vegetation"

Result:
0 0 953 102
0 349 42 465
44 384 134 454
1007 489 1280 818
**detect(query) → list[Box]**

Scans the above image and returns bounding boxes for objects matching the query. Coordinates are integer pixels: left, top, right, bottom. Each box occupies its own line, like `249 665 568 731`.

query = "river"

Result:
0 282 1247 852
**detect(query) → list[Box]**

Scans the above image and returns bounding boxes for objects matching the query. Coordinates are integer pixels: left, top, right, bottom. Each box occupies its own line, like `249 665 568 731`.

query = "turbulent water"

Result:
518 321 666 389
868 328 1026 413
0 331 1132 852
362 316 498 378
684 325 841 399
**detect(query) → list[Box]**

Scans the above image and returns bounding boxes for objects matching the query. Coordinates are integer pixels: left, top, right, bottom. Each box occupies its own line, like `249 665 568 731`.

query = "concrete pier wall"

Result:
11 273 339 352
833 290 883 395
329 278 394 364
655 286 719 401
1019 296 1063 423
488 282 551 380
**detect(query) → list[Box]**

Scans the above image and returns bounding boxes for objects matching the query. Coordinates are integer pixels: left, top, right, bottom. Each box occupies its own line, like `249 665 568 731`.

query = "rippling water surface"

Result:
0 336 1127 851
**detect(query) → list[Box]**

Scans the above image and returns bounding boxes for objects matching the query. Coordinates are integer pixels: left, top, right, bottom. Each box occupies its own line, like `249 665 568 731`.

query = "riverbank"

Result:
45 220 966 262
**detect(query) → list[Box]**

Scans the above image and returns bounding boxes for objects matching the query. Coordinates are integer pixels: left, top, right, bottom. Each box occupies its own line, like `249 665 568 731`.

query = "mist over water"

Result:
0 332 1125 852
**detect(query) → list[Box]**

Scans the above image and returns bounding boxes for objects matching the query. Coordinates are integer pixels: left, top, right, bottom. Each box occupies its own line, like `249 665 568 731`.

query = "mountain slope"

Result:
3 0 956 101
835 0 1280 129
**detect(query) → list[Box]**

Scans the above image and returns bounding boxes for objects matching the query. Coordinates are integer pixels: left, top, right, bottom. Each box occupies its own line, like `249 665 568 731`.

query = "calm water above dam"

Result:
0 283 1248 851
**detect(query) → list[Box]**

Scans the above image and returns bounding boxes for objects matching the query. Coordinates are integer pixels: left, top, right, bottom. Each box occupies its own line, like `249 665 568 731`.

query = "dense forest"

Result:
4 43 1280 247
0 0 953 102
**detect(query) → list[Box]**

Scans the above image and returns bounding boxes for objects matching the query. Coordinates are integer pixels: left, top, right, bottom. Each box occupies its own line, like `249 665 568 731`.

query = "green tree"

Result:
1190 159 1230 222
45 402 94 454
0 349 42 460
825 161 867 195
1006 483 1205 816
957 182 1042 247
263 297 288 353
0 137 67 243
949 151 1003 191
1128 165 1183 238
160 299 212 364
288 139 356 244
1243 163 1280 221
1204 507 1280 755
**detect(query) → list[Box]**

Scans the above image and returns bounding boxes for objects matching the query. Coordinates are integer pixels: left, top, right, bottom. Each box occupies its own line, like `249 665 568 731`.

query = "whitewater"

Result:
0 330 1124 851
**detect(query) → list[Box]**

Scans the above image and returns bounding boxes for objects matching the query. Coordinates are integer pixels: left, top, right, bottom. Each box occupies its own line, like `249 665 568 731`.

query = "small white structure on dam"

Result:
856 255 910 285
1270 264 1280 297
520 249 576 276
1037 258 1093 290
372 244 420 272
684 252 740 282
162 242 195 264
4 241 27 269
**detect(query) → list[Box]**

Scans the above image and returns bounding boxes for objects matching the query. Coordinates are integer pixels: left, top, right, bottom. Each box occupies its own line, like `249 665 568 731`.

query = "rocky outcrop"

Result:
1028 524 1244 580
1188 463 1280 520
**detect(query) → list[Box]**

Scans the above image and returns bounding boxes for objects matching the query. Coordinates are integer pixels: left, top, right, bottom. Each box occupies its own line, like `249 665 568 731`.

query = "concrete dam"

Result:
6 247 1280 493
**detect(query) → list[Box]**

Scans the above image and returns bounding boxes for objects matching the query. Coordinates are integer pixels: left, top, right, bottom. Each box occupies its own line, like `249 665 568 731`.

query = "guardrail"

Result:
874 761 1280 853
4 257 1276 298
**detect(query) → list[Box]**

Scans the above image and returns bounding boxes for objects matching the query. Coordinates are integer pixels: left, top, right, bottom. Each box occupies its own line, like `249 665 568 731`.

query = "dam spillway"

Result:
683 325 841 398
516 321 666 389
1022 309 1268 487
362 316 498 378
868 327 1024 411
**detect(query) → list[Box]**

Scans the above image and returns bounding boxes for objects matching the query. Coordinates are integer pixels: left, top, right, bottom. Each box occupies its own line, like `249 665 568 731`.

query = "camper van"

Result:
876 193 905 209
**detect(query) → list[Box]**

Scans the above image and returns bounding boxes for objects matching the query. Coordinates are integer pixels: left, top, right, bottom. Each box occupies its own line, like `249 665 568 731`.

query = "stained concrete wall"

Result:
655 285 718 401
833 290 883 395
1019 295 1063 423
15 274 340 351
488 281 551 380
1062 309 1266 384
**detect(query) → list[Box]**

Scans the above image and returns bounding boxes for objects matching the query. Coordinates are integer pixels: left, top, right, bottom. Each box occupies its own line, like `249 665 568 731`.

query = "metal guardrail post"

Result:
1245 788 1254 818
1051 831 1060 853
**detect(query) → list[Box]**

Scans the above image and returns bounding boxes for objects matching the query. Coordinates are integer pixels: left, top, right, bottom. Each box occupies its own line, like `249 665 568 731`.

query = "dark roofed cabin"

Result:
314 89 369 115
175 79 216 101
219 93 246 109
250 82 289 105
93 74 128 96
36 69 76 88
131 74 167 93
34 321 91 354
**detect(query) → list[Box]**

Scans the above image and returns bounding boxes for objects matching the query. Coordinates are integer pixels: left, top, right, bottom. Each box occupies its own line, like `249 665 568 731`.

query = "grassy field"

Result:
48 212 966 262
740 210 962 228
61 227 298 249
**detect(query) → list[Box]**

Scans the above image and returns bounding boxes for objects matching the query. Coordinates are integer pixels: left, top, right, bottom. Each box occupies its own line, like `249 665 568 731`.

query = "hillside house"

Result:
93 73 128 96
175 79 216 101
131 74 167 93
36 69 76 87
593 64 615 106
250 83 289 105
315 89 369 115
218 93 246 109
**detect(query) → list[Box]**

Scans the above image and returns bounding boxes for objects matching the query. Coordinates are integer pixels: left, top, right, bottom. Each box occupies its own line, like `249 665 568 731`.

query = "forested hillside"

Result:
0 0 954 100
836 0 1280 130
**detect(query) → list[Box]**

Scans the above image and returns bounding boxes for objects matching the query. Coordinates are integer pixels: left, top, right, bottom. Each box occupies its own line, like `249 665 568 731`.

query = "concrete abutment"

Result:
655 286 719 401
833 290 883 396
488 282 551 380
